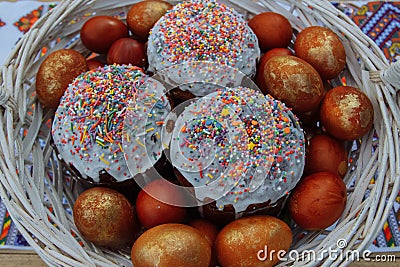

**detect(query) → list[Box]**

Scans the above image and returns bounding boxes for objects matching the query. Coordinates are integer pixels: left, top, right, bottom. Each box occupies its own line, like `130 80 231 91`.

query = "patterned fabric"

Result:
0 199 29 247
0 0 399 252
13 4 56 33
335 1 399 62
352 2 399 62
334 1 400 249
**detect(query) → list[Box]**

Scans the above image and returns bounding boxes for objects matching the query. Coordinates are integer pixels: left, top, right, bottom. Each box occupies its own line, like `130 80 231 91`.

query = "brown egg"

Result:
305 134 348 177
288 172 347 230
135 179 188 229
320 86 374 140
106 38 146 67
189 219 220 267
248 12 293 52
215 215 292 267
127 0 173 41
86 59 105 70
73 187 139 249
36 49 88 108
80 15 129 54
255 48 293 94
262 55 324 113
131 223 211 267
295 26 346 80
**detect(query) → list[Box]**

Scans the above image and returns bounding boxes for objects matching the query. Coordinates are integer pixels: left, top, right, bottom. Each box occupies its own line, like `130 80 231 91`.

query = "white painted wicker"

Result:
0 0 399 266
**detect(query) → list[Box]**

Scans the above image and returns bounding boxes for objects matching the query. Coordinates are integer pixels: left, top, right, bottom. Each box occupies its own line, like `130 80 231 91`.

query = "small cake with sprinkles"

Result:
169 86 305 225
52 64 172 198
147 0 260 100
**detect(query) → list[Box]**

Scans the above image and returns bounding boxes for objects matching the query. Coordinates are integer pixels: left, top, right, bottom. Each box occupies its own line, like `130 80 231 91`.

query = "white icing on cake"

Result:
147 0 260 78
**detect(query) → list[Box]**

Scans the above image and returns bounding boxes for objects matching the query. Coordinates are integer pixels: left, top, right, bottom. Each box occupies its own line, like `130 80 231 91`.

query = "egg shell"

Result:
263 55 324 113
288 171 347 230
305 134 348 177
36 49 88 108
248 12 293 52
255 48 293 94
135 179 188 229
73 187 139 249
126 0 173 41
215 215 292 267
80 15 129 54
320 86 374 140
189 219 220 267
106 37 147 67
294 26 346 80
86 59 105 70
131 223 211 267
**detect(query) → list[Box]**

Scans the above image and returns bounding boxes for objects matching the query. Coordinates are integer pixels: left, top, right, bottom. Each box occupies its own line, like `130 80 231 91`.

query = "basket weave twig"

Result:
0 0 399 266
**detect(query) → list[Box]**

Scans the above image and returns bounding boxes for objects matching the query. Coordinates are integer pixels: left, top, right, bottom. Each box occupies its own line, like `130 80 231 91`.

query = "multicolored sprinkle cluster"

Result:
123 77 171 177
147 0 260 76
170 87 305 211
52 64 147 182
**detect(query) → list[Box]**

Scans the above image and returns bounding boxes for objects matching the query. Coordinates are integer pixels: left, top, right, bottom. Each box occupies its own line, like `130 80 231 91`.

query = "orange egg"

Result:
131 223 211 267
305 134 348 177
215 215 292 267
73 187 139 249
135 179 188 229
189 219 220 267
80 16 129 54
106 38 146 67
36 49 88 108
126 0 173 41
320 86 374 140
288 172 347 230
248 12 293 52
262 55 324 113
255 48 293 94
295 26 346 80
86 59 105 70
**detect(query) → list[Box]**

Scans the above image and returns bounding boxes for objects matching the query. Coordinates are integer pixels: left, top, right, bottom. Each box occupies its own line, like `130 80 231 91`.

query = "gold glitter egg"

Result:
73 187 140 249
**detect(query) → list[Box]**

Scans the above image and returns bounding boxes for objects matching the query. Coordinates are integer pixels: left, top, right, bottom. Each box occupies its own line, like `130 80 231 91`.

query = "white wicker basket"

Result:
0 0 399 266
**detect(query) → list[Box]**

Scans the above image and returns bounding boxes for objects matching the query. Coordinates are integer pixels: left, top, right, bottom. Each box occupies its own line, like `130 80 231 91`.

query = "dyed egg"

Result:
189 219 220 267
288 171 347 230
320 86 374 140
136 179 188 229
106 38 146 67
86 59 105 70
36 49 88 108
126 0 173 41
248 12 293 52
215 215 292 267
262 55 324 113
80 15 129 54
295 26 346 80
73 187 139 248
131 223 211 267
305 134 348 177
255 48 293 94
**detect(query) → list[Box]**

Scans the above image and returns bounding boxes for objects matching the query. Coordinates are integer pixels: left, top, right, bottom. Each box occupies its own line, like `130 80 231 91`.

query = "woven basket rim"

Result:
0 0 399 266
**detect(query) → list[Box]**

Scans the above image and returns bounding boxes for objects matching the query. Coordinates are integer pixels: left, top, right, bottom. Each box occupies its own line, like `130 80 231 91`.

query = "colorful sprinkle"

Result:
52 64 147 182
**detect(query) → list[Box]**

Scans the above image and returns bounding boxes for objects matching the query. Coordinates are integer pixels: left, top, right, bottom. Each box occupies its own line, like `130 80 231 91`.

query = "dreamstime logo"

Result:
122 61 278 207
257 239 396 263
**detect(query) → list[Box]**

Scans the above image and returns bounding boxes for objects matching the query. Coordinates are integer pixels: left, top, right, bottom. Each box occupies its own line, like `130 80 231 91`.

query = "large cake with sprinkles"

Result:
169 86 305 225
51 64 173 198
147 0 260 94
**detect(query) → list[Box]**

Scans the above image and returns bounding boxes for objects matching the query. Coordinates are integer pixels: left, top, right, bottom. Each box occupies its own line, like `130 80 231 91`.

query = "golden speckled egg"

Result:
215 215 292 267
73 187 139 249
320 86 374 140
36 49 87 108
131 223 211 267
